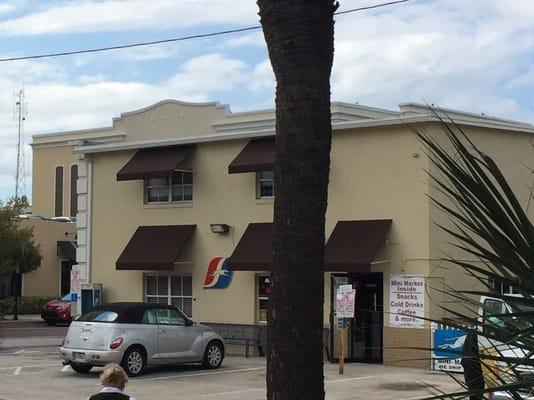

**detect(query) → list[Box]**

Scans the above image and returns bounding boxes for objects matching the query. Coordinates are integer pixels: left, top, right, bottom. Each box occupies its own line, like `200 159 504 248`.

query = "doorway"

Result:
331 273 383 363
60 261 73 296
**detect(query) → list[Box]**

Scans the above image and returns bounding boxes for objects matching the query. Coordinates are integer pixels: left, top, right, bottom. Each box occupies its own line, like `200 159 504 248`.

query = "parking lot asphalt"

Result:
0 318 68 349
0 346 461 400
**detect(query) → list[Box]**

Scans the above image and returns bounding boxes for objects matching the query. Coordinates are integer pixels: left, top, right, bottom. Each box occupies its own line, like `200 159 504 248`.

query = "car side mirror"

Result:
185 319 194 326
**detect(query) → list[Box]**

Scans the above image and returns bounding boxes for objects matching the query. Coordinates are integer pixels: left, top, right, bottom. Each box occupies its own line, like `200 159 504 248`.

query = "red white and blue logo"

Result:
204 257 234 289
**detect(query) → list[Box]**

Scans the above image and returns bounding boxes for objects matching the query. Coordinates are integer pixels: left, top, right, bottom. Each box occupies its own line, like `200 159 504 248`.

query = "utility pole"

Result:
14 88 27 199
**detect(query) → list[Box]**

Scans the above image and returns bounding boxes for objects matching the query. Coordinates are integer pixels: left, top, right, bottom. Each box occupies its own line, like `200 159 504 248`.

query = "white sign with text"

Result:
336 284 356 318
389 275 425 328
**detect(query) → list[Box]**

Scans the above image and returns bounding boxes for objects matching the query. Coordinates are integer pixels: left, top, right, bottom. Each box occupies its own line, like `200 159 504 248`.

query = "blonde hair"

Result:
100 363 128 389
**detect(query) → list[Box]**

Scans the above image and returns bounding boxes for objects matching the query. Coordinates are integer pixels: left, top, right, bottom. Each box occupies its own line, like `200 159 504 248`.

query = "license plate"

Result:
73 352 85 360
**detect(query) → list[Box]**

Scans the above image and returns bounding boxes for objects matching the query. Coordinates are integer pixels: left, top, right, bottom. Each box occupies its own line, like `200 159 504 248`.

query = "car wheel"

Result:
44 319 55 326
202 341 223 369
70 363 92 373
121 346 146 377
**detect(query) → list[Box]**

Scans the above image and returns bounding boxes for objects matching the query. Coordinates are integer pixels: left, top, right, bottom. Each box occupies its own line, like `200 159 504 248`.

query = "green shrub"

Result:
0 295 57 318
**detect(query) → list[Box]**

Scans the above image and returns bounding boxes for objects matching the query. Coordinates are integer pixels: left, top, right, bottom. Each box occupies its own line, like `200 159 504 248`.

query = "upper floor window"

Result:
55 166 64 217
145 170 193 204
257 170 274 199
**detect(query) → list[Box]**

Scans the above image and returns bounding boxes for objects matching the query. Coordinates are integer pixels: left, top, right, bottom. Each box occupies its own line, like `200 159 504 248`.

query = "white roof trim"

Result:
117 99 232 118
73 114 534 155
31 133 126 149
399 103 533 128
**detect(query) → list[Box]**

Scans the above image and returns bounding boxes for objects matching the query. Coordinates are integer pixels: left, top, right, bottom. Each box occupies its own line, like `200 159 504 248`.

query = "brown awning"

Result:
228 138 275 174
229 219 391 272
228 223 273 271
57 241 77 261
116 225 196 270
324 220 391 272
117 145 193 181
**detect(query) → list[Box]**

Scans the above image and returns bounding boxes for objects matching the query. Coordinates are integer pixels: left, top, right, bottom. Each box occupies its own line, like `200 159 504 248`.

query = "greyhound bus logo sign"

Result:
204 257 234 289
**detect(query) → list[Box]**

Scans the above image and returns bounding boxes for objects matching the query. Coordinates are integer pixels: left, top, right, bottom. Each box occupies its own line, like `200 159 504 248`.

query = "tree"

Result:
0 197 42 283
257 1 338 399
415 115 534 399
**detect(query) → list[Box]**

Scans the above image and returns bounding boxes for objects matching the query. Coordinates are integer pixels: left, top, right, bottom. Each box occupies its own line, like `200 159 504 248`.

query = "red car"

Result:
41 294 72 325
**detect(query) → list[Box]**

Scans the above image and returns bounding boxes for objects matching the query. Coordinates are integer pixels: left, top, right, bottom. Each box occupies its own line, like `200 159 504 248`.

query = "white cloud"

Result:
222 31 264 48
0 0 259 36
250 59 274 93
0 4 15 14
331 0 534 121
0 52 252 200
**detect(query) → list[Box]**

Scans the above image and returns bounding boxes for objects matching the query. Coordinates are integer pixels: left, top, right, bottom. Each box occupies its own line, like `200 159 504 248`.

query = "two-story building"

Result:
30 100 534 367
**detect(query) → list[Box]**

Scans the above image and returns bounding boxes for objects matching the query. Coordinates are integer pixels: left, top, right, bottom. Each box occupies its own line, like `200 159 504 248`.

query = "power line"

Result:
0 0 410 63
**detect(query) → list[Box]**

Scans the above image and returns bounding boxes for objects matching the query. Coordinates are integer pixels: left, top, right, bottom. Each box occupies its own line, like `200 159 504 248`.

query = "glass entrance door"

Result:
350 273 383 363
330 273 383 363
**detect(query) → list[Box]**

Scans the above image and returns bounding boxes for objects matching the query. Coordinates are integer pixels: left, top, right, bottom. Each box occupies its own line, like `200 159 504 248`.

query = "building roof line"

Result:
72 114 534 155
399 102 533 128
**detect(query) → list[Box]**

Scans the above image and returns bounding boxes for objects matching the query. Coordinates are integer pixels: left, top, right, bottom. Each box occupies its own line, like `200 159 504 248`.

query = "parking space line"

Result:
61 365 71 372
131 367 266 383
13 367 22 376
11 350 25 354
0 363 60 370
199 375 374 398
201 388 263 397
325 376 373 384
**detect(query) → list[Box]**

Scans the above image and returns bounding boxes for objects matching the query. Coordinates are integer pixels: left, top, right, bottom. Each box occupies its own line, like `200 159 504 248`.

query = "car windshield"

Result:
78 310 119 322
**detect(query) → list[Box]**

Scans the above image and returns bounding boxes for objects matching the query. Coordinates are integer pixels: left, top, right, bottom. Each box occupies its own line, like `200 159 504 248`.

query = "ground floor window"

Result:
145 275 193 317
257 275 271 323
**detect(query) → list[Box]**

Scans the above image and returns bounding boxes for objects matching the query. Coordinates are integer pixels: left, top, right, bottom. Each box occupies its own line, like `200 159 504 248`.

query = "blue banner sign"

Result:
434 328 466 358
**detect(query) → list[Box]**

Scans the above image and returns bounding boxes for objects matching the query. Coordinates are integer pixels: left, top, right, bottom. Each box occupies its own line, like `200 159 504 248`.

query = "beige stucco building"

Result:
30 100 534 367
19 218 76 298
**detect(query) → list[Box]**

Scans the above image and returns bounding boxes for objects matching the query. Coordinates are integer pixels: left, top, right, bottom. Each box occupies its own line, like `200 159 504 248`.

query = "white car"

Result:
60 302 225 376
478 295 534 398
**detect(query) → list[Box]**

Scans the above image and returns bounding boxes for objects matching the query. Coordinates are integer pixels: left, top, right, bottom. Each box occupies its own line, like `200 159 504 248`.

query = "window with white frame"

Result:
145 170 193 204
145 275 193 317
256 170 274 199
257 275 271 323
489 277 520 295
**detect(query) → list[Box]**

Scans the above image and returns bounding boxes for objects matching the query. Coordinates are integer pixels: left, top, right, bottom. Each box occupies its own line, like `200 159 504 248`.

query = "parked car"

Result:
60 302 225 376
41 294 72 325
476 295 534 399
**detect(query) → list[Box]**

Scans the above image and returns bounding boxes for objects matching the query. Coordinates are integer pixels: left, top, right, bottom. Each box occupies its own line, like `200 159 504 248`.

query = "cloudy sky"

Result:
0 0 533 202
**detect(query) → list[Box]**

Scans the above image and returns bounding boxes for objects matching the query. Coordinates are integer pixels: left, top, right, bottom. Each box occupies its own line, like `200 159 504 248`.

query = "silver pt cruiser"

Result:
60 302 225 376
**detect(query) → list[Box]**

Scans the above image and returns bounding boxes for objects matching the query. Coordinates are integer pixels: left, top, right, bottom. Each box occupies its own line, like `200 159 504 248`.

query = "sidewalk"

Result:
0 314 42 322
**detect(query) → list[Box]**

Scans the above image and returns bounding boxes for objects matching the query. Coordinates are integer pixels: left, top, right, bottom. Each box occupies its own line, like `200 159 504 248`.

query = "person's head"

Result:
100 363 128 391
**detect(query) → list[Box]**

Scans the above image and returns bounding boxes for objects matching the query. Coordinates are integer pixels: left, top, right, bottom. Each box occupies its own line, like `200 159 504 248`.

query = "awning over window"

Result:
228 219 391 272
228 223 273 271
57 241 77 261
324 219 392 272
116 225 196 271
228 138 275 174
116 145 194 181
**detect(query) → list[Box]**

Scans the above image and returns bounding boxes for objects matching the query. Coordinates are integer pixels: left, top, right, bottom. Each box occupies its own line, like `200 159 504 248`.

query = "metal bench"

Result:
202 323 331 361
202 323 265 358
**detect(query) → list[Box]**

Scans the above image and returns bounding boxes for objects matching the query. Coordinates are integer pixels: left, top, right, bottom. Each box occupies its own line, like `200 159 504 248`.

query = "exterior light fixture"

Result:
210 224 230 234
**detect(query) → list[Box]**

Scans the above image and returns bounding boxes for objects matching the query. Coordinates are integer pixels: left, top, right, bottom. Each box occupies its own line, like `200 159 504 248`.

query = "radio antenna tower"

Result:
14 87 28 199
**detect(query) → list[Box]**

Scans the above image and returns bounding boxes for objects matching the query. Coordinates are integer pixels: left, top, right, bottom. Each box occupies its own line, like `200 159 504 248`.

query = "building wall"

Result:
88 124 433 328
20 219 76 297
32 146 79 218
427 125 534 321
30 100 534 369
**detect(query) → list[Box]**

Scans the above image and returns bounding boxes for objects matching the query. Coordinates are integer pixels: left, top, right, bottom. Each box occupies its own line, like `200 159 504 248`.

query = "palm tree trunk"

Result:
257 1 337 399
